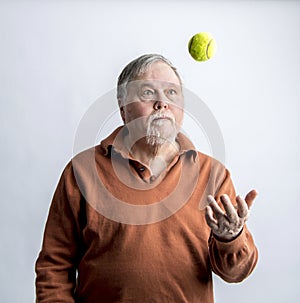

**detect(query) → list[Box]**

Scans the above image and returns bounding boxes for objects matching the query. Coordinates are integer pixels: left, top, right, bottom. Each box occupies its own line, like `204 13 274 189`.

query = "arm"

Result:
205 170 258 282
35 163 84 302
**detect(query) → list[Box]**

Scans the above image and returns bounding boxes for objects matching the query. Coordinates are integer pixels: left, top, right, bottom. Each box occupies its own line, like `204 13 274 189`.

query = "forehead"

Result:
127 80 180 92
135 61 181 86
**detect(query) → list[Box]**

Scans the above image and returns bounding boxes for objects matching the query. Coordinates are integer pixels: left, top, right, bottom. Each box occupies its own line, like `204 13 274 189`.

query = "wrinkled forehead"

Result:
126 79 182 91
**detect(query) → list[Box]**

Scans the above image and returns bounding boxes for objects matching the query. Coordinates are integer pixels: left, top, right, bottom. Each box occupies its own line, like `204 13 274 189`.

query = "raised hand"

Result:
205 190 258 241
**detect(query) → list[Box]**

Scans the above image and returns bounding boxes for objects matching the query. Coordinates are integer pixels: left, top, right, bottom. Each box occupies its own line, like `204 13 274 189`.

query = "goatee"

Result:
146 112 178 146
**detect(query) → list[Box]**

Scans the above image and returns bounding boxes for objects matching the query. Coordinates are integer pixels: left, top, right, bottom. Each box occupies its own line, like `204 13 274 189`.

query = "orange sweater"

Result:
35 127 258 303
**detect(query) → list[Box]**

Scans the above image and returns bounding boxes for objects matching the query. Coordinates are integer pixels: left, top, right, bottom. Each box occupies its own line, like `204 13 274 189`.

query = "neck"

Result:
133 138 178 159
126 135 180 176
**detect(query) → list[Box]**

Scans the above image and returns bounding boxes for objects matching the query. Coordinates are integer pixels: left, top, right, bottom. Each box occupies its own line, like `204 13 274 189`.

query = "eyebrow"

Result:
140 82 155 88
139 81 180 89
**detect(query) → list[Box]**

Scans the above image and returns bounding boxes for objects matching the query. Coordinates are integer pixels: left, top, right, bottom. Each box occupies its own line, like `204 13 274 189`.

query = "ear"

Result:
120 106 126 123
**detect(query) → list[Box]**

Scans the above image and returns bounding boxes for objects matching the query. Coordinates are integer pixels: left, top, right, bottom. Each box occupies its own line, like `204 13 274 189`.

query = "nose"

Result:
153 100 168 110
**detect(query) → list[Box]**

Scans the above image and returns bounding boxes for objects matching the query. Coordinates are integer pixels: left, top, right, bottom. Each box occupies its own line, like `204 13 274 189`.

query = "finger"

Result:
205 206 218 231
244 189 258 209
236 195 249 219
220 194 239 223
207 195 225 220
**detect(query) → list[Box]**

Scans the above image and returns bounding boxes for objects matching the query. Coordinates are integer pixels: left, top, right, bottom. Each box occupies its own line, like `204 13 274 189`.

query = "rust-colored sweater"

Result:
35 126 258 303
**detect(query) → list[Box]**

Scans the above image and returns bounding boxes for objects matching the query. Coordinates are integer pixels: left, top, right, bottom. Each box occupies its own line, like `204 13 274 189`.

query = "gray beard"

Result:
146 114 177 146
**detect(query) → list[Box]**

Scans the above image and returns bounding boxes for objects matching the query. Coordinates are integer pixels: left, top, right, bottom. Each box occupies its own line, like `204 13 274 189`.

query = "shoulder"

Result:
196 151 227 173
196 151 233 190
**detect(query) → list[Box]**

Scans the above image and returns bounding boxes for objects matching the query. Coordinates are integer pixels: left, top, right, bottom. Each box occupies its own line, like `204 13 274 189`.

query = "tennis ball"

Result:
188 32 216 62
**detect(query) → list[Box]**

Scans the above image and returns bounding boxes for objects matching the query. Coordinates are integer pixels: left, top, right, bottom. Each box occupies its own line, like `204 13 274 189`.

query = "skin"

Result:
205 190 258 241
120 60 258 241
120 61 184 173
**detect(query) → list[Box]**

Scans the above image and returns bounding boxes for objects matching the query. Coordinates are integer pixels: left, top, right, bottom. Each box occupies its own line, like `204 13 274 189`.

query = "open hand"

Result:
205 189 258 241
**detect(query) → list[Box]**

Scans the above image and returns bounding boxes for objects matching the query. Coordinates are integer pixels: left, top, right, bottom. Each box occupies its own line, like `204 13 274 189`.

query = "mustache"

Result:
148 112 175 124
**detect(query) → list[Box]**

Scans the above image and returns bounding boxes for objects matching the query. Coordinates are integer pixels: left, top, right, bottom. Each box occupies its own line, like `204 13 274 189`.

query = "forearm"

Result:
35 216 79 303
208 226 258 283
35 252 77 303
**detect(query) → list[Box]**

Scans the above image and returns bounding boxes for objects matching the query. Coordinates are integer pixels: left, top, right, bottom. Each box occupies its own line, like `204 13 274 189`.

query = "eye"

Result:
167 88 179 101
143 89 154 95
141 89 155 99
168 89 177 95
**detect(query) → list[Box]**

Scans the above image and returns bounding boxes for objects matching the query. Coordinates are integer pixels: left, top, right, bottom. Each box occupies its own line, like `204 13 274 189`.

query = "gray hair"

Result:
117 54 182 106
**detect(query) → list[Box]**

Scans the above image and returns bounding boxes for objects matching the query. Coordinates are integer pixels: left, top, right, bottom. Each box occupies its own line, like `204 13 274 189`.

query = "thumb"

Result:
244 189 258 209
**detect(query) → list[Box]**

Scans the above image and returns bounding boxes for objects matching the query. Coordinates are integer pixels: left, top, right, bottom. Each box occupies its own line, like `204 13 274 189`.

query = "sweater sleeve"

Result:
35 162 84 302
208 168 258 283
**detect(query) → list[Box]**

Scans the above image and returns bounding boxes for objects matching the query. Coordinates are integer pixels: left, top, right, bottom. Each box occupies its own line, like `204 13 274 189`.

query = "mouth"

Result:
151 115 174 122
153 117 171 121
151 117 174 127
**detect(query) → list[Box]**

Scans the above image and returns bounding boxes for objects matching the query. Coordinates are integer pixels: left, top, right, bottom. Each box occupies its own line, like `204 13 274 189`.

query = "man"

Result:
35 54 258 302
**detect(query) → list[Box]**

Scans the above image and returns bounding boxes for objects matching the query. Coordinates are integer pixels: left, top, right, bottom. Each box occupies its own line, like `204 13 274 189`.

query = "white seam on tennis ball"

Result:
206 39 213 59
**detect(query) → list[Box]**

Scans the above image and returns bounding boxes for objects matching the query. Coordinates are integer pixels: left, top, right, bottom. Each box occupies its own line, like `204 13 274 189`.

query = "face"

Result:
121 61 184 145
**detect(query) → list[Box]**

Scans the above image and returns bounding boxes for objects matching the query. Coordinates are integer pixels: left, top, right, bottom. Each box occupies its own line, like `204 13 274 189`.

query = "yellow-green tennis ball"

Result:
188 32 217 62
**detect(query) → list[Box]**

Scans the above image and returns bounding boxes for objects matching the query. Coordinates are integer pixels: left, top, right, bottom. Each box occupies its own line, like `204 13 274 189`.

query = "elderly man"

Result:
35 54 258 302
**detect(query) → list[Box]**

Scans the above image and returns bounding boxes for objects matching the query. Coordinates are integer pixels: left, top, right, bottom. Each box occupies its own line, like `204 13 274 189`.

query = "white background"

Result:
1 0 300 302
